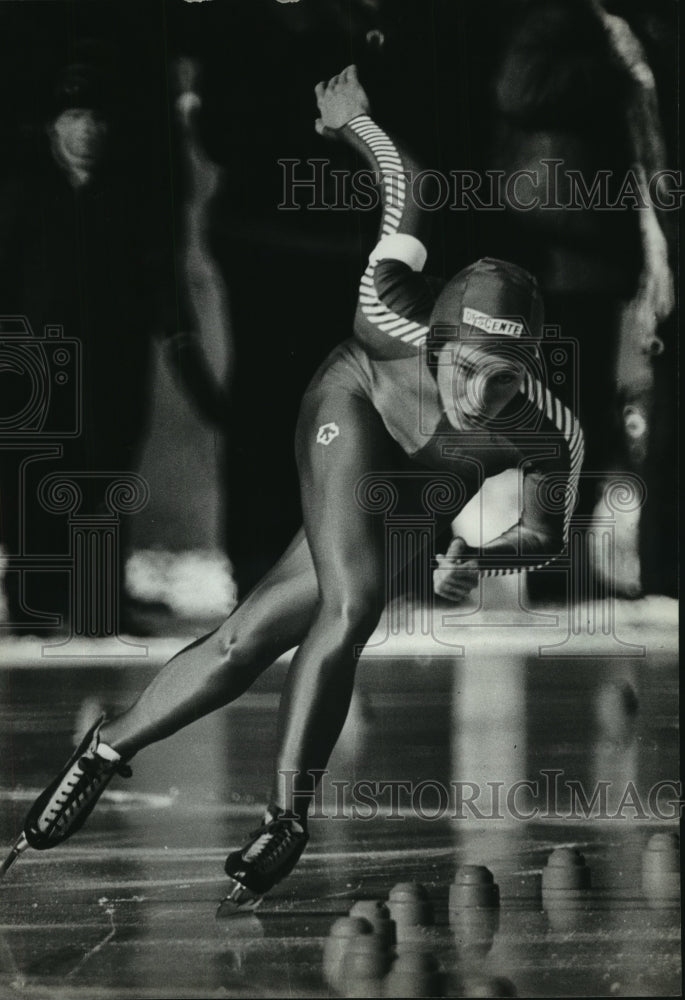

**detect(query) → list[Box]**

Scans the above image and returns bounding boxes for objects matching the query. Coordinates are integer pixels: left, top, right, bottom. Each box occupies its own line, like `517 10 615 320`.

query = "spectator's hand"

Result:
639 255 675 327
616 256 674 384
433 537 480 603
174 57 223 208
314 64 370 138
599 11 656 88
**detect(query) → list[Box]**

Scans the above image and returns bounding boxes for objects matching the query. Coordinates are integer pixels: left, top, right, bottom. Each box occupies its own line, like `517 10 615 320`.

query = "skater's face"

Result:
50 109 109 171
437 341 526 429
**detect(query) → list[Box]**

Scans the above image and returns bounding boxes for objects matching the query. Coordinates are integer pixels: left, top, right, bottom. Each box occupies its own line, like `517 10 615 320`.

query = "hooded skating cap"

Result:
429 257 544 354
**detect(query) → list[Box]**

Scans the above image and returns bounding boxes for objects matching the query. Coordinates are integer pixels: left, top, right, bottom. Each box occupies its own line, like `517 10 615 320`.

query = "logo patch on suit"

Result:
316 422 340 446
463 307 524 338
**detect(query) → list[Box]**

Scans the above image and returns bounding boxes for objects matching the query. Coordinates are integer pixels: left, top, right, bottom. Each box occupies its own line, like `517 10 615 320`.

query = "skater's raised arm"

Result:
315 65 437 353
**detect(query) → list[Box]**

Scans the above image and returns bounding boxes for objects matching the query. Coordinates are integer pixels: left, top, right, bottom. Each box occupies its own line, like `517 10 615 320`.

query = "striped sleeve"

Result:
344 115 433 350
479 376 585 578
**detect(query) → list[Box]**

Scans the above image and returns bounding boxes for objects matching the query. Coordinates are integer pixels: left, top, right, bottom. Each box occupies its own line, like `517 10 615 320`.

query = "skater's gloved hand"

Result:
315 65 370 138
433 537 480 603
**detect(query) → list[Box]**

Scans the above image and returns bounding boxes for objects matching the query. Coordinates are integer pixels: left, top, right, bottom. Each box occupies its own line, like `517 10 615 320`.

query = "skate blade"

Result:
216 877 264 918
0 834 30 880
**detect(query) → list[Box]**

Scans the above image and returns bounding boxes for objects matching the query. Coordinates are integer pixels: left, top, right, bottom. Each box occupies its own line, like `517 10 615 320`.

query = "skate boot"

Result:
218 806 309 915
1 716 132 878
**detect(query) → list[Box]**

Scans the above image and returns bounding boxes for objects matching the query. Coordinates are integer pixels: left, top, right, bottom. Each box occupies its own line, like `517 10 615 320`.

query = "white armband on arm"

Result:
369 233 428 272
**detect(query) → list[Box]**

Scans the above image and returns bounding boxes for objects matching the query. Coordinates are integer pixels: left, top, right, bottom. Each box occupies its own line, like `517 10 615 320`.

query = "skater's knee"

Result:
216 627 239 664
215 623 265 672
320 587 384 640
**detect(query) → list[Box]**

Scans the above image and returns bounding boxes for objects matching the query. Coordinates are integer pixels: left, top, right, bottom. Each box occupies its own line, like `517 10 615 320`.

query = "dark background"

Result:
0 0 678 598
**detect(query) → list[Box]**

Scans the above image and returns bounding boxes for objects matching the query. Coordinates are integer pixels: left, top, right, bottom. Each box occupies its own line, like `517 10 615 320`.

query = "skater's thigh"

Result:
295 383 394 612
215 528 318 653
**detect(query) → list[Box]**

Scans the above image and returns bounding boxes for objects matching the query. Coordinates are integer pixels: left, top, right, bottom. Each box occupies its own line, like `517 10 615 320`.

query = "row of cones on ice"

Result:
324 882 516 999
323 833 679 998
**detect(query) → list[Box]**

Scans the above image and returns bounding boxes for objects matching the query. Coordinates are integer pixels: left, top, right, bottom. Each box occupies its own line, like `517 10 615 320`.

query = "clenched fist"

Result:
433 537 480 603
314 64 370 138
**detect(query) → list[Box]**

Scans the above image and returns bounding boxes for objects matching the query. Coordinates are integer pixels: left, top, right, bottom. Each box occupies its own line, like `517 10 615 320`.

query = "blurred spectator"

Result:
0 49 231 634
488 0 676 595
